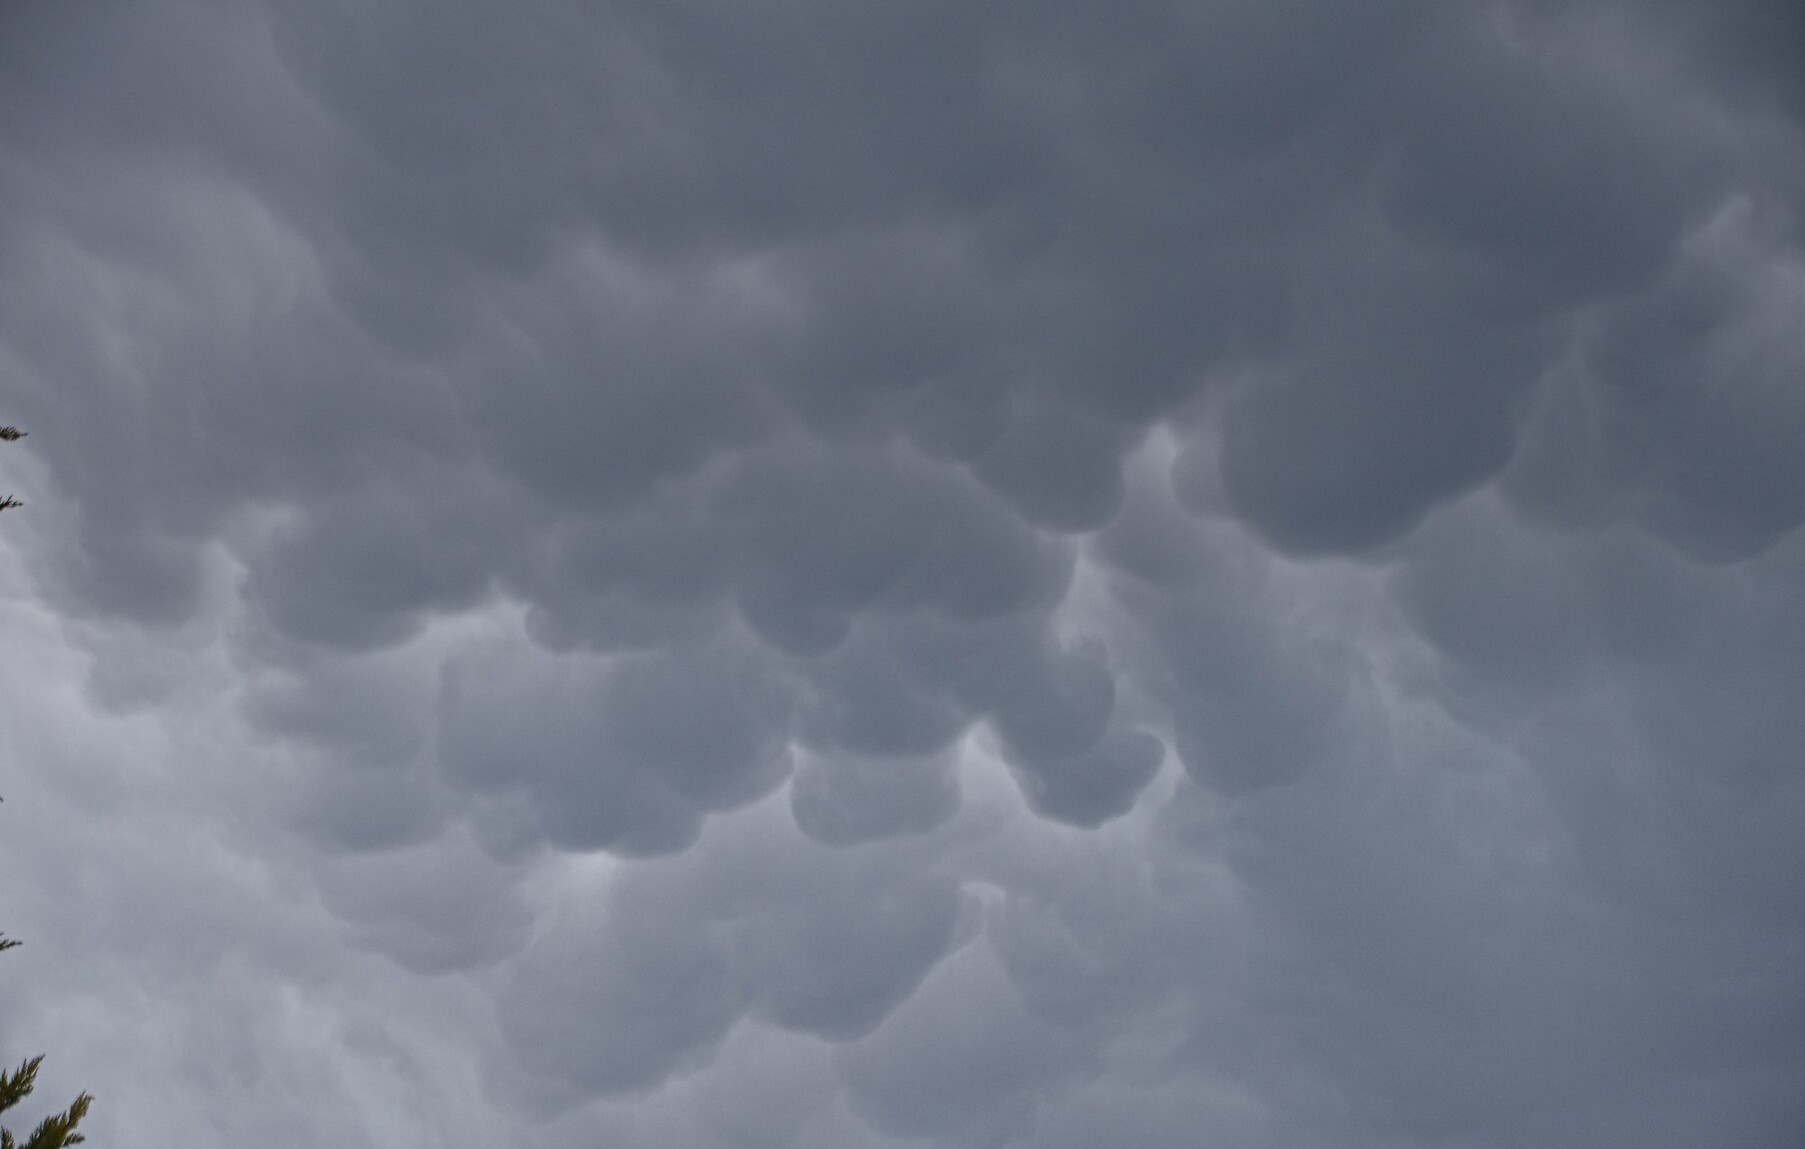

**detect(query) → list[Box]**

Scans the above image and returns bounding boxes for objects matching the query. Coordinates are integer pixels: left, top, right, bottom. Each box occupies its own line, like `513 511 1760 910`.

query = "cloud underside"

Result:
1 0 1802 1146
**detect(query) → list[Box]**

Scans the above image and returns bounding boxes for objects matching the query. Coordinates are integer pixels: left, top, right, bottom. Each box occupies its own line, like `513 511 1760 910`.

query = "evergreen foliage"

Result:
2 433 93 1146
1 426 24 512
0 939 91 1149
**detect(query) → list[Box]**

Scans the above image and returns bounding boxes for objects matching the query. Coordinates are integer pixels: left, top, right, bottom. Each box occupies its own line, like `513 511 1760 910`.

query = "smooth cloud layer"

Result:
2 0 1803 1146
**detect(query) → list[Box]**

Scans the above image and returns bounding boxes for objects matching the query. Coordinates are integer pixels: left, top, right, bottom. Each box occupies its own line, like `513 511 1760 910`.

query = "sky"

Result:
1 1 1803 1146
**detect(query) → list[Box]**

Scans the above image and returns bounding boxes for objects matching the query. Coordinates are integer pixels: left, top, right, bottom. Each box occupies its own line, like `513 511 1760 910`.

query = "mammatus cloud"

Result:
2 0 1802 1145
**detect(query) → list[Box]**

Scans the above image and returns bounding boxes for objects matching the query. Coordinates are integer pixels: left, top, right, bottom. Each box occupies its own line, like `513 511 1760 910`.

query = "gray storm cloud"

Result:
2 0 1802 1146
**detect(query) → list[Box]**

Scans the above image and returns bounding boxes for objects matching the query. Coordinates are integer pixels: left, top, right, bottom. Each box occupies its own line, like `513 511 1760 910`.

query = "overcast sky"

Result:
2 1 1803 1146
